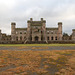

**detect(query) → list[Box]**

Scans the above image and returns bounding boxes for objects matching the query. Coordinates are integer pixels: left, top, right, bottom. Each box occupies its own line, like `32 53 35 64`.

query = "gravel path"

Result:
0 46 75 50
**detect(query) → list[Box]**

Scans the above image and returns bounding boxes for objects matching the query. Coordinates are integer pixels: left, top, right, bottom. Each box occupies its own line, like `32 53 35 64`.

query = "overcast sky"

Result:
0 0 75 35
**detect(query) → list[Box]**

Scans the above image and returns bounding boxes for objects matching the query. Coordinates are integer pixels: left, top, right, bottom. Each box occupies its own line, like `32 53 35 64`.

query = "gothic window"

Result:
20 32 22 34
51 36 53 40
20 36 22 40
47 36 49 40
38 29 39 32
41 36 43 40
24 36 26 39
41 31 42 33
55 36 57 40
30 37 32 40
16 36 18 41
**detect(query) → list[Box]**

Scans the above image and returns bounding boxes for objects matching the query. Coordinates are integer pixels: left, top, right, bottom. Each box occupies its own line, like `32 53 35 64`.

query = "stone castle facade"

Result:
0 18 75 44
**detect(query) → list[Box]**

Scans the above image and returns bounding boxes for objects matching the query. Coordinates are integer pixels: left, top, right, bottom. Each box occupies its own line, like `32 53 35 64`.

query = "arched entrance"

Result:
35 36 39 42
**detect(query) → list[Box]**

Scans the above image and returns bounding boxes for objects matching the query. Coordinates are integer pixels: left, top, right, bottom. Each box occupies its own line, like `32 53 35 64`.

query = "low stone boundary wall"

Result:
0 40 75 44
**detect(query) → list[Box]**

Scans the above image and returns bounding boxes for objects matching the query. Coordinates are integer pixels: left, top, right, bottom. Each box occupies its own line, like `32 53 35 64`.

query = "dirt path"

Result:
0 46 75 50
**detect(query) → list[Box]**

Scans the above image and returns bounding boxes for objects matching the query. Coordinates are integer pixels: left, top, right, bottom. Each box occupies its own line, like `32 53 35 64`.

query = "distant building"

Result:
0 18 75 43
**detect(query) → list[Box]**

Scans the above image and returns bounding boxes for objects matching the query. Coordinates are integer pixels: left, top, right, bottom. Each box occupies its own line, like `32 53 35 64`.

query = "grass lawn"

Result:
0 44 75 46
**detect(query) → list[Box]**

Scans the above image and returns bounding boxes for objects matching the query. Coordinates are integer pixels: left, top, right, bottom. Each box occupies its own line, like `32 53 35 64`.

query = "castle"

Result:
0 18 75 44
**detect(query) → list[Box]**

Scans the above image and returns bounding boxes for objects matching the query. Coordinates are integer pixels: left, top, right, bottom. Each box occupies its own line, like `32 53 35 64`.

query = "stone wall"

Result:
72 29 75 40
0 18 75 44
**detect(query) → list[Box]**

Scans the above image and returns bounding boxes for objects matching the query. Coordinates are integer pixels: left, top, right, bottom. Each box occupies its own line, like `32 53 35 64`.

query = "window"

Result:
24 36 26 39
24 36 26 40
47 36 49 40
20 36 22 40
20 32 22 34
41 31 42 33
16 36 18 41
38 29 39 32
51 36 53 40
30 37 32 41
55 36 57 40
41 36 43 40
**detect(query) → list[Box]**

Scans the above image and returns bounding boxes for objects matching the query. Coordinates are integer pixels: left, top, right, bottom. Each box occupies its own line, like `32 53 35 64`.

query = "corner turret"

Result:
11 22 16 41
58 22 62 40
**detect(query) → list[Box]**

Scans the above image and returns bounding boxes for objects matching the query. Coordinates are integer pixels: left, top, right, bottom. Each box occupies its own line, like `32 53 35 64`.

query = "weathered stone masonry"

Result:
0 18 75 43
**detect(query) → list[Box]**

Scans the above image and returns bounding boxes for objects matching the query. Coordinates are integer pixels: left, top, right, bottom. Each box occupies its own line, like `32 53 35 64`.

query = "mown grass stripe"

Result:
0 44 75 46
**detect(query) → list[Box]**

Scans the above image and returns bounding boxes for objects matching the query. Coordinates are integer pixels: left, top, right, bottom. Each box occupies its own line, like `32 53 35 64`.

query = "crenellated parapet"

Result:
72 29 75 40
11 22 16 41
0 30 2 41
58 22 62 40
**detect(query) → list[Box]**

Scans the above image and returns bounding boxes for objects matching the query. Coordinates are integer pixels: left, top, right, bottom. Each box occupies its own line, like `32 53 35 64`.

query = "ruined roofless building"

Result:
0 18 75 44
11 18 63 43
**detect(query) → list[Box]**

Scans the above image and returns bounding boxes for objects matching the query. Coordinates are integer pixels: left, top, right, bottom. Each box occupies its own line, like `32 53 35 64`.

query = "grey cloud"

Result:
0 0 75 35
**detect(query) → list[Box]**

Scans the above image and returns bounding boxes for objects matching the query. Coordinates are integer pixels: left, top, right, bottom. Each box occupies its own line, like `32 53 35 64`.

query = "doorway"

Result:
35 36 39 42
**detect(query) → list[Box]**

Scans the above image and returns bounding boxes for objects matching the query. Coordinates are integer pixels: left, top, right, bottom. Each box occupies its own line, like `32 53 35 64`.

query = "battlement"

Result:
11 22 16 25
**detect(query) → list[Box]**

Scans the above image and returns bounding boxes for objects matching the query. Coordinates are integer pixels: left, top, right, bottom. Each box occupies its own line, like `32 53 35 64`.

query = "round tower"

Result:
72 29 75 40
27 18 32 42
0 30 1 41
11 22 16 41
41 18 47 43
58 22 62 40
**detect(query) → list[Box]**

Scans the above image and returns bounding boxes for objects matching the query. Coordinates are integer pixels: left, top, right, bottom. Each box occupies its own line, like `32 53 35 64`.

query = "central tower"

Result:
27 18 47 43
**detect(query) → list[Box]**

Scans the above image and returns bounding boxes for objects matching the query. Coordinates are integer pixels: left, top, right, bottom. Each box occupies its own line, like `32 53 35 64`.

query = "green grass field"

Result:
0 44 75 46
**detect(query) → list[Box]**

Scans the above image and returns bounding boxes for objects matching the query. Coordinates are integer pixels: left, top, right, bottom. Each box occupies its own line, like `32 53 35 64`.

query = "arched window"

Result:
41 36 43 41
16 36 18 41
47 36 49 40
51 36 53 40
20 36 22 40
30 37 32 41
24 36 26 39
41 31 42 33
20 32 22 34
55 36 57 40
35 36 39 41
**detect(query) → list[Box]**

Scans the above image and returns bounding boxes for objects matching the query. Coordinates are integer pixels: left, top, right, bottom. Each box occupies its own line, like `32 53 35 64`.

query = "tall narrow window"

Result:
30 37 32 41
16 36 18 41
47 36 49 40
41 36 43 40
55 36 57 40
20 36 22 40
51 36 53 40
24 36 26 39
20 32 22 34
